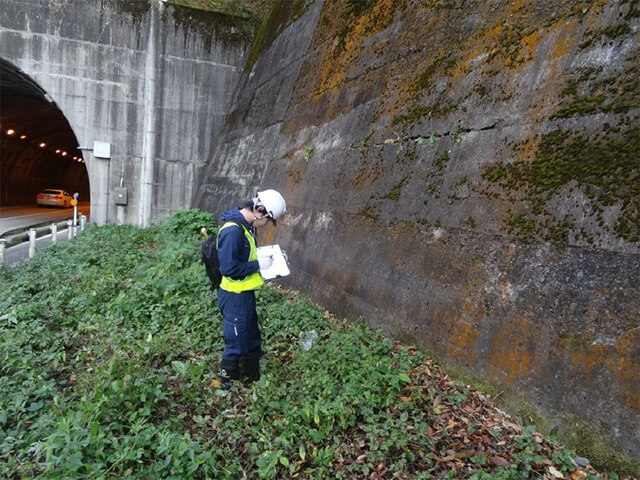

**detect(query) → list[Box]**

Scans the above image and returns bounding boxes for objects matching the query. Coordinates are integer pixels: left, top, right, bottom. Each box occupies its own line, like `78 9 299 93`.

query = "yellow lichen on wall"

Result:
446 321 479 366
554 327 640 412
465 23 503 66
312 0 396 99
563 341 613 375
614 327 640 410
544 16 580 84
510 15 580 125
313 42 348 97
520 135 539 160
549 24 576 61
486 315 548 384
515 29 541 65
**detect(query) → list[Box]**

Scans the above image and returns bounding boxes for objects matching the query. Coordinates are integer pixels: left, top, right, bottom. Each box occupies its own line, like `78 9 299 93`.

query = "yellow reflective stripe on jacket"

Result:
219 222 264 292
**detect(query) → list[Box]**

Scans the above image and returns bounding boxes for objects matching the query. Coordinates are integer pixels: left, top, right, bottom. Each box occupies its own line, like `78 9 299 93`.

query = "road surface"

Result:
0 203 91 269
0 203 90 236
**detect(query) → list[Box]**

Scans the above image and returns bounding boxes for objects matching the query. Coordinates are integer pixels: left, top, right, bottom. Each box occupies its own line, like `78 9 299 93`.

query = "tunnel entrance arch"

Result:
1 0 253 227
0 58 90 212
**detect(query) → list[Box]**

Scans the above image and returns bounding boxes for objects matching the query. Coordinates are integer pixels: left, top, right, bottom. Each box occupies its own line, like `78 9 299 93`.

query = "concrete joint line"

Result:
164 55 240 70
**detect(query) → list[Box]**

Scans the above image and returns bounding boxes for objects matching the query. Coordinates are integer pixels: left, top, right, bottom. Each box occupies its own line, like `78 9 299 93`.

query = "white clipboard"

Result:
257 244 290 280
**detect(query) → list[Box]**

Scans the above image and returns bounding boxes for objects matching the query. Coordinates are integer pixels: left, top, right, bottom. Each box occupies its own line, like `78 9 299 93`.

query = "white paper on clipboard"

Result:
257 244 290 280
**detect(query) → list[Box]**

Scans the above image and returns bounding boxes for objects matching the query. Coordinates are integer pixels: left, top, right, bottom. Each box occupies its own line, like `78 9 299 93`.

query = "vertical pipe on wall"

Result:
138 2 160 228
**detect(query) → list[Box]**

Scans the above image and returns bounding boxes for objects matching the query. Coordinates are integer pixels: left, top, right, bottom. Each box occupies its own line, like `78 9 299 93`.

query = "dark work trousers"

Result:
217 288 261 360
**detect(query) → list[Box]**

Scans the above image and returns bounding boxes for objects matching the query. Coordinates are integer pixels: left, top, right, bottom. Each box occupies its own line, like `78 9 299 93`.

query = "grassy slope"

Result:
0 210 632 479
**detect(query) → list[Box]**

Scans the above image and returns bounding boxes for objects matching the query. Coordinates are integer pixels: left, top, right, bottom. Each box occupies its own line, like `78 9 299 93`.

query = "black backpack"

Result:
200 221 241 290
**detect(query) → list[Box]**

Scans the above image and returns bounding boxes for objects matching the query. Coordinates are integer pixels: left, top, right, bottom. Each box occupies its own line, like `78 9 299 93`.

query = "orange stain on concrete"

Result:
462 23 504 67
555 327 640 412
550 27 576 60
521 135 539 160
544 17 580 86
563 342 612 375
625 393 640 411
260 224 277 245
515 29 541 64
614 328 640 410
447 321 479 366
313 0 395 99
487 315 548 384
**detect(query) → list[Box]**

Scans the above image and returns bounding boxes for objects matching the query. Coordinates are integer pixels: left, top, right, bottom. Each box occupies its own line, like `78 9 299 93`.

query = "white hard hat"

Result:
255 189 286 225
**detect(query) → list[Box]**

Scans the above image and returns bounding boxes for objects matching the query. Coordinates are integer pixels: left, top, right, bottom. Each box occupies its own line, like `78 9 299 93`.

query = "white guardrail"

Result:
0 214 87 266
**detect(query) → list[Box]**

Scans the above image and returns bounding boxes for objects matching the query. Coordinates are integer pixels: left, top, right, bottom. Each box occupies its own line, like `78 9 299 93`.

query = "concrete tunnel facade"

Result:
0 0 252 225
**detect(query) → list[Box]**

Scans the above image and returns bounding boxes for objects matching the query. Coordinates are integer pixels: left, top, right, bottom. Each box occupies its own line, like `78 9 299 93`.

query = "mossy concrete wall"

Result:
196 0 640 460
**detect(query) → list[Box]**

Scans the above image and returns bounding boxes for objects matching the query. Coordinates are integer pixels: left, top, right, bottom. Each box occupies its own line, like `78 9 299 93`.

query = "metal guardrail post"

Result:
29 228 37 258
0 239 6 266
1 217 86 267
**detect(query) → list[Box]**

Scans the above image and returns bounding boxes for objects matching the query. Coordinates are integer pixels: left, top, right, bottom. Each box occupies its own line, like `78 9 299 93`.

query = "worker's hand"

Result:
258 255 273 270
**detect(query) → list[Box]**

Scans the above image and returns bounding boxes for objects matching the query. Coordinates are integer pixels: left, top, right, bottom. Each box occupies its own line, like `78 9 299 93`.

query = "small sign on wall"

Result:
94 141 111 158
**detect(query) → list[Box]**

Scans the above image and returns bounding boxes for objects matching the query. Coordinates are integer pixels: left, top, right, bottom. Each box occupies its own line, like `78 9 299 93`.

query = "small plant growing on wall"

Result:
302 146 314 162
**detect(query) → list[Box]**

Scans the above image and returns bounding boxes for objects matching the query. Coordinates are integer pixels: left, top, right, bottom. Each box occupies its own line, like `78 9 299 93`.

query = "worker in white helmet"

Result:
216 189 286 389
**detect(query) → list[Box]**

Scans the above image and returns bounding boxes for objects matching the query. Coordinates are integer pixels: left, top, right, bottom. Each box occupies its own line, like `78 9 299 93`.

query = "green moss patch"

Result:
482 128 640 244
392 103 456 128
413 53 458 93
552 63 640 119
560 414 640 478
384 176 409 201
245 0 311 70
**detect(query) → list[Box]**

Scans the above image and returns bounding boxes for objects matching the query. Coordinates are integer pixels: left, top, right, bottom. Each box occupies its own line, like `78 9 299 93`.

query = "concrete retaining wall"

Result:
196 0 640 462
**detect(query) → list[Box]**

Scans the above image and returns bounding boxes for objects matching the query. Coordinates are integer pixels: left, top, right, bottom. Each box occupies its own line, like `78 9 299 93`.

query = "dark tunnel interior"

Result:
0 57 90 206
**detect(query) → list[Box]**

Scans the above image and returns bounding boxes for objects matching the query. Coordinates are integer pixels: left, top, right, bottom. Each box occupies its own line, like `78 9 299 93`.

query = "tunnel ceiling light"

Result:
4 125 83 164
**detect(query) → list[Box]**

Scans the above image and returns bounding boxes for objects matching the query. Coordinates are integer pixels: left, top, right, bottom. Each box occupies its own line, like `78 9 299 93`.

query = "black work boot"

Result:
240 349 261 385
220 358 240 390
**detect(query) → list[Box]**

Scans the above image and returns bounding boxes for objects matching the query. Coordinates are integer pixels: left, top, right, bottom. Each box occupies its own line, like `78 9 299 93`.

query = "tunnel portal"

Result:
0 58 90 207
